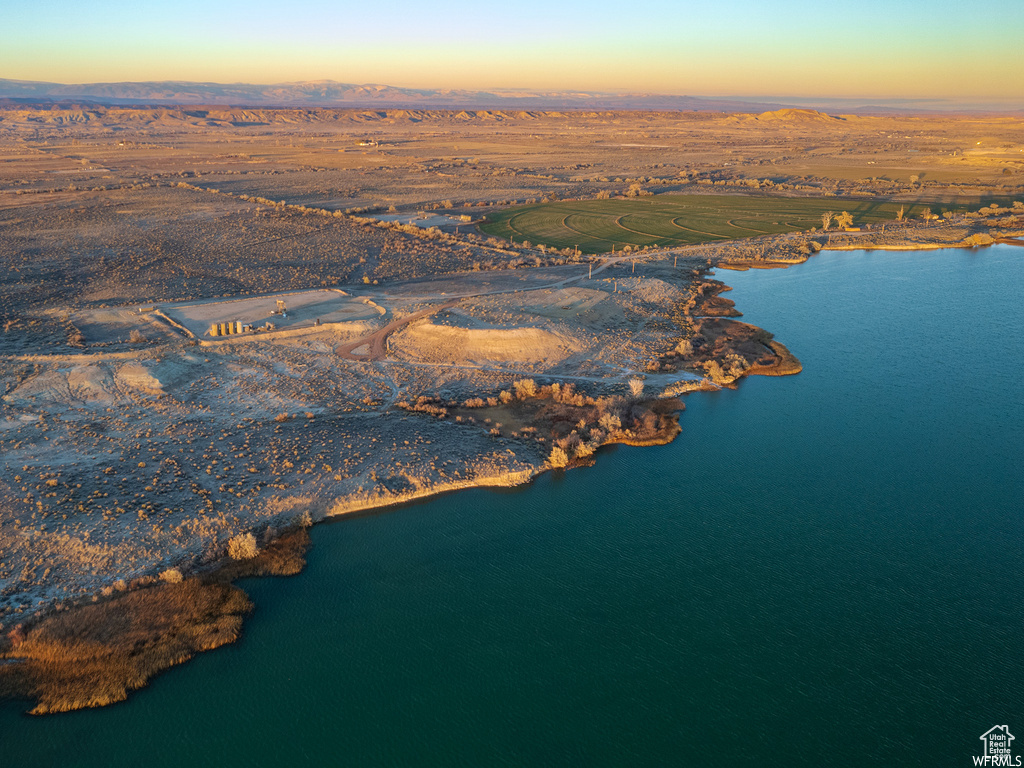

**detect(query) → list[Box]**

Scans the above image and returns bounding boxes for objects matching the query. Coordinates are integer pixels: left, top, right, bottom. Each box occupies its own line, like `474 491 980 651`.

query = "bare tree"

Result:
513 379 538 399
821 212 834 230
598 412 622 433
227 533 259 560
548 446 569 468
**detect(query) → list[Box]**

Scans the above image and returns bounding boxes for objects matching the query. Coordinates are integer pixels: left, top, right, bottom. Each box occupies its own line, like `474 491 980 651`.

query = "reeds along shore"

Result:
0 529 310 715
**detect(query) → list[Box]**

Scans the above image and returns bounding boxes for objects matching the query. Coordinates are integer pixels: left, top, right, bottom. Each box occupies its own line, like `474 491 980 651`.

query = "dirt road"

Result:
336 300 459 361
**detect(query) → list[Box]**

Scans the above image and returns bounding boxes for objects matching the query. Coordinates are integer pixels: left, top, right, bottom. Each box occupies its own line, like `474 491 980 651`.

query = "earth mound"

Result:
757 108 840 122
392 322 579 365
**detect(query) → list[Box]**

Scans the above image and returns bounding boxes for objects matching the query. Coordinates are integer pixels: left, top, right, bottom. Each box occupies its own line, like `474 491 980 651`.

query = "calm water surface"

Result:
3 246 1022 767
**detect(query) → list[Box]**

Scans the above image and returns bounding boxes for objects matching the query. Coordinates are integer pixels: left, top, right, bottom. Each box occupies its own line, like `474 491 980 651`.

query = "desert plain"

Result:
1 103 1022 712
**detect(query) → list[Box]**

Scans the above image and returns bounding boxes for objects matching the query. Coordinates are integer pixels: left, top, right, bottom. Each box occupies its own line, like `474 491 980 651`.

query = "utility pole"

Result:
589 263 592 279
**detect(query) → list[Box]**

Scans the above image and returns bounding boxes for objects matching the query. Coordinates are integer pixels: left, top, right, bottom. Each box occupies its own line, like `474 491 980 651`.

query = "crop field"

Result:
479 195 950 253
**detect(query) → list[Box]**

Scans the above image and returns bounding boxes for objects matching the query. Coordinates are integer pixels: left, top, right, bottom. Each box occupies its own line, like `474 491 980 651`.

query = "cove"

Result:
3 245 1022 767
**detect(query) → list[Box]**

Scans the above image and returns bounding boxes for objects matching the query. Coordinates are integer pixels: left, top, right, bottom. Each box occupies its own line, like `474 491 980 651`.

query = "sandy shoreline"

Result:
323 466 539 518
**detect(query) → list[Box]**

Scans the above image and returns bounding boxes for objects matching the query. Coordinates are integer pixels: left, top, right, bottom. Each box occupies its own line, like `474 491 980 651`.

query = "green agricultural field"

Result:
479 195 956 253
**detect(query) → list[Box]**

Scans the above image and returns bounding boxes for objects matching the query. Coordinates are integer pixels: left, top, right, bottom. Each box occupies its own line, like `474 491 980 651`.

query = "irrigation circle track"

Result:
479 195 940 254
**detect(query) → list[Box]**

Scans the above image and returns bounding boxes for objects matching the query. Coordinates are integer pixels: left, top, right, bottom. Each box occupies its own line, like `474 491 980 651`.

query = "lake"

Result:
3 245 1022 767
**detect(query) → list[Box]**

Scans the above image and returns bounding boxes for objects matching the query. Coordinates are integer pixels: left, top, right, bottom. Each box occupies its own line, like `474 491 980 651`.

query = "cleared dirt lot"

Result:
161 289 384 338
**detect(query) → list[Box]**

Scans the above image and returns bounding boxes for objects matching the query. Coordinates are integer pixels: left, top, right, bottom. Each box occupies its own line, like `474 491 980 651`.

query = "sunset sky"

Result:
4 0 1022 105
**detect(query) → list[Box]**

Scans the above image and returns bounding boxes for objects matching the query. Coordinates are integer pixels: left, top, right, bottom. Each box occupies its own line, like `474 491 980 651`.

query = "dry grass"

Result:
213 528 311 582
0 528 311 715
0 580 250 714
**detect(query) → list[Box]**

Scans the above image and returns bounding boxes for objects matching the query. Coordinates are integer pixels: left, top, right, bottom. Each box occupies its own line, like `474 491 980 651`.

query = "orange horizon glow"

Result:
3 0 1022 106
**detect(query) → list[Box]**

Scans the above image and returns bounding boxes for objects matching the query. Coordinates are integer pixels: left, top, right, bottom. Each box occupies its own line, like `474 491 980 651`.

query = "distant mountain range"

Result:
0 79 1014 114
0 78 791 111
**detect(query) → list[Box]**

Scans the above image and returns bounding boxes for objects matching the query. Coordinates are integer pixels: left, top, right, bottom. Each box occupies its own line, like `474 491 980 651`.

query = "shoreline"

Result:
323 467 539 518
1 225 1017 714
0 350 778 715
819 242 983 252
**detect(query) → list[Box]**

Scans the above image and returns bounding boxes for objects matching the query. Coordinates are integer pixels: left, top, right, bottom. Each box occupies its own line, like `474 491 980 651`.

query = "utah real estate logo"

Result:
976 726 1021 766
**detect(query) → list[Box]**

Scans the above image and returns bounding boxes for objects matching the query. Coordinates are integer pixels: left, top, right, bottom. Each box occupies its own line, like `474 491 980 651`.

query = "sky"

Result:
3 0 1023 105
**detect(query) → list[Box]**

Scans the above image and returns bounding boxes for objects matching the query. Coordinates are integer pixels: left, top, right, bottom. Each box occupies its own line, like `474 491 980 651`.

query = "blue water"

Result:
3 246 1022 767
